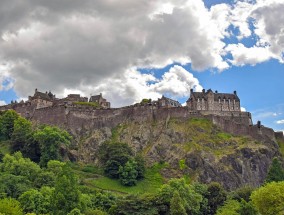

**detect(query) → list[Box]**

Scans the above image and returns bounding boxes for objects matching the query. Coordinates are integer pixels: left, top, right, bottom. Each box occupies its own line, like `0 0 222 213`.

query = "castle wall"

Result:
1 101 276 142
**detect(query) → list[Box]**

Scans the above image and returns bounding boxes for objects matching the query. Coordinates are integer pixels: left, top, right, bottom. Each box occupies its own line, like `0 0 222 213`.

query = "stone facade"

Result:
89 93 110 108
28 89 56 109
187 89 240 112
158 96 181 108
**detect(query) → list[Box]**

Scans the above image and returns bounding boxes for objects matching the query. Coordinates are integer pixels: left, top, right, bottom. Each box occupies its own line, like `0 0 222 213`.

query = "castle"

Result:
187 89 240 112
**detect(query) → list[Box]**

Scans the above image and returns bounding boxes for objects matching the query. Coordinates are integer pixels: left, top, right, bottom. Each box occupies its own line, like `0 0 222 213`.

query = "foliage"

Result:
33 125 72 167
0 110 19 140
140 98 152 104
47 160 65 176
238 199 258 215
11 117 33 153
158 178 203 215
216 199 240 215
50 164 81 215
98 142 145 185
179 159 186 170
251 181 284 215
230 186 254 202
1 152 41 182
265 157 284 183
67 208 82 215
91 192 117 212
170 191 187 215
0 198 23 215
19 189 49 214
205 182 227 215
119 159 138 186
191 183 209 215
0 173 31 198
111 194 158 215
89 163 165 194
134 154 146 180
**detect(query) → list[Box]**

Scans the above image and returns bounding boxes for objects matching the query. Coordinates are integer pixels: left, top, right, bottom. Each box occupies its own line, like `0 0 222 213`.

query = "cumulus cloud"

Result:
0 0 284 102
276 119 284 124
0 0 228 100
0 100 6 106
87 65 202 107
241 107 246 112
225 0 284 65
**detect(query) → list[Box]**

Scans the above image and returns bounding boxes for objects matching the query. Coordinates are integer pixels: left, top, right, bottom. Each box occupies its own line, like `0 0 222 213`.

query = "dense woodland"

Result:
0 110 284 215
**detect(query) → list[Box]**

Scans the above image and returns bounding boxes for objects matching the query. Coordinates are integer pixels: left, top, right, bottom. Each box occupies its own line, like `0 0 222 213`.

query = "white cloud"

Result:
0 0 227 99
276 119 284 124
0 0 284 101
88 65 202 107
225 0 284 65
241 107 246 112
226 43 273 66
0 100 6 106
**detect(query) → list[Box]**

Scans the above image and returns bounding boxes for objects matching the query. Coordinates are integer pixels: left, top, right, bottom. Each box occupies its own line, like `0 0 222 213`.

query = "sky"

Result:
0 0 284 132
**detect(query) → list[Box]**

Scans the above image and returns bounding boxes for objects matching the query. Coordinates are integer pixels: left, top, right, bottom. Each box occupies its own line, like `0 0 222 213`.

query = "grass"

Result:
74 101 100 107
169 118 263 158
277 139 284 156
79 163 166 195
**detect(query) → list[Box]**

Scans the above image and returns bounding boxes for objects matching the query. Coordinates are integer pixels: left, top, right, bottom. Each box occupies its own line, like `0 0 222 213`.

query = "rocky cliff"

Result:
74 117 283 190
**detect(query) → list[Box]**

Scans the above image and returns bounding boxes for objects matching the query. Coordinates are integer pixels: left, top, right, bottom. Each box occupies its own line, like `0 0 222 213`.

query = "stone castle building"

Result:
89 93 110 109
158 96 182 108
187 89 240 112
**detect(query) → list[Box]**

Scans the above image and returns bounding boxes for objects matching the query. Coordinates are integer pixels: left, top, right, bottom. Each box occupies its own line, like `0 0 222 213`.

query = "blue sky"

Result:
0 0 284 132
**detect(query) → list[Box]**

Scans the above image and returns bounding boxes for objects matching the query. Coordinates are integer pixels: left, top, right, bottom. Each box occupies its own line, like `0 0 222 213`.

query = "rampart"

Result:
0 102 277 141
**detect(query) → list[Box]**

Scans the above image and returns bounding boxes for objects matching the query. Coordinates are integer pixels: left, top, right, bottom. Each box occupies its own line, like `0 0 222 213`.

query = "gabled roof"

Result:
33 91 53 101
160 96 182 106
188 90 240 102
90 95 102 101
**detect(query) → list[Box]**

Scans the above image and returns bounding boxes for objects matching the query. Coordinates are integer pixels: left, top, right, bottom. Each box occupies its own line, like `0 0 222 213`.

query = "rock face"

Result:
77 117 282 190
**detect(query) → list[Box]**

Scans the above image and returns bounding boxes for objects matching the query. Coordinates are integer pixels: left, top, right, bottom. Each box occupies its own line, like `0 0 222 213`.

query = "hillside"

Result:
75 117 283 190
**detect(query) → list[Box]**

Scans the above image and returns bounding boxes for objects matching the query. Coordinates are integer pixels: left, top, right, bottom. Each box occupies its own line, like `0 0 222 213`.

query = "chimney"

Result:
202 89 205 93
215 90 218 93
190 89 193 93
234 91 237 95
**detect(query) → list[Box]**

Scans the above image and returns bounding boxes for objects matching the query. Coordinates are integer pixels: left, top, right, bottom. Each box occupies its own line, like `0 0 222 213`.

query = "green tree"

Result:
266 158 284 183
205 182 227 215
98 142 133 178
170 191 187 215
251 181 284 215
230 186 254 202
11 117 33 153
158 178 203 215
238 199 257 215
1 152 41 182
51 165 80 215
110 194 158 215
134 155 146 180
119 159 138 186
19 189 48 214
216 199 240 215
67 208 82 215
47 160 65 176
91 191 117 212
0 173 31 198
0 110 19 140
0 198 23 215
33 126 72 167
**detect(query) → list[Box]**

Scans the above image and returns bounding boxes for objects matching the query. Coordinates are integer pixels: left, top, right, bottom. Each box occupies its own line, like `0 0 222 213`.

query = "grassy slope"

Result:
73 163 166 195
169 118 262 158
